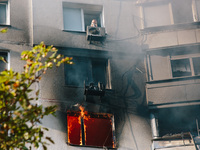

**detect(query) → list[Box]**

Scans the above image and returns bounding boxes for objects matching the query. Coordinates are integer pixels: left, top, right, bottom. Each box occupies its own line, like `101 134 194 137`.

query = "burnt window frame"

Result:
66 111 116 148
170 56 200 78
139 0 200 29
64 57 111 89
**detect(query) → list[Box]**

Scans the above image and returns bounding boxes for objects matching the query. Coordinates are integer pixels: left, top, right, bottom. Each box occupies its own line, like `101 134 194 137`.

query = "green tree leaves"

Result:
0 42 72 149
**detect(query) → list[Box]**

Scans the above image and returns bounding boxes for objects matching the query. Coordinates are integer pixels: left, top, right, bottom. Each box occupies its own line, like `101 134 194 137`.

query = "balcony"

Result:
146 76 200 109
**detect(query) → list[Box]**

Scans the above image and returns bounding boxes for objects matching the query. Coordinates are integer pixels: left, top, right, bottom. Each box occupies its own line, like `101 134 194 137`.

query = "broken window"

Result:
63 3 103 32
67 111 116 148
64 57 110 88
171 59 191 77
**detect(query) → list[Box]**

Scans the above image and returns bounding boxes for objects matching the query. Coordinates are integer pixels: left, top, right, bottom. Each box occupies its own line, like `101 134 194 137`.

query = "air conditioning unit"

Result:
86 26 106 42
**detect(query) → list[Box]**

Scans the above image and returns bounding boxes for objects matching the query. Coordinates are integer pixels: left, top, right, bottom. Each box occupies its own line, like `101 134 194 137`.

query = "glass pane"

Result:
64 58 92 86
84 116 114 148
143 4 171 28
196 0 200 21
92 60 106 85
63 8 83 31
0 4 6 24
67 114 82 145
171 59 191 77
0 52 7 72
171 0 193 24
192 57 200 75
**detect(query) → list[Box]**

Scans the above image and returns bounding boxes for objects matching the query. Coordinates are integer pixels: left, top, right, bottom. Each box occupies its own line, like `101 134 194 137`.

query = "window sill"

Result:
63 30 86 33
0 24 11 27
141 22 200 34
146 75 200 84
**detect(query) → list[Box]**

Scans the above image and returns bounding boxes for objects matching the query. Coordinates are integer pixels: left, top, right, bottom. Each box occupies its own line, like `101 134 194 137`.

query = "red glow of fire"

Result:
67 106 115 148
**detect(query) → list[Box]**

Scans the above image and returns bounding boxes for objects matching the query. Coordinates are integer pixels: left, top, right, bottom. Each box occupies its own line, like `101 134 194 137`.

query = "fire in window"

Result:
67 107 116 148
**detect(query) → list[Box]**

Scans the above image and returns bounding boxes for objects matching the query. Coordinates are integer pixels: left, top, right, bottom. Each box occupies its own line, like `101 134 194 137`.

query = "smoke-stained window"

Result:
64 57 110 88
67 111 116 148
192 57 200 75
0 1 9 25
171 59 191 77
63 3 103 32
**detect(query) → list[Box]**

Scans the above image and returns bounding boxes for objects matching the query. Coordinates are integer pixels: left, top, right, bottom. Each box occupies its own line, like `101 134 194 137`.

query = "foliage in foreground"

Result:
0 42 72 150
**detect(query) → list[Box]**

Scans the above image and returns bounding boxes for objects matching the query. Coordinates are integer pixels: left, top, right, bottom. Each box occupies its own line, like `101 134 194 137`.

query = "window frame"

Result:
62 2 104 32
67 111 116 148
140 0 200 29
64 57 112 89
0 50 10 71
170 56 200 78
0 0 10 25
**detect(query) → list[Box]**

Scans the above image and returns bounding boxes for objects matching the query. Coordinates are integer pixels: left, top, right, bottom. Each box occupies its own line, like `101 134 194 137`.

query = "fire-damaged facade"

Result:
140 0 200 149
2 0 200 149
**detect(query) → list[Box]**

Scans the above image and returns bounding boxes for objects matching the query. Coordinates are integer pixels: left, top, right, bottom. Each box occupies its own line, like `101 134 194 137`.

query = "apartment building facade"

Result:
2 0 200 149
32 0 151 149
141 0 200 149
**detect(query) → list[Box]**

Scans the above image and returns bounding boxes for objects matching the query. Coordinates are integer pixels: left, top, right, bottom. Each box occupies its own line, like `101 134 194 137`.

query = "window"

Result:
142 0 198 28
171 57 200 78
171 59 191 77
63 3 103 31
0 51 9 72
0 0 9 25
67 111 116 148
64 57 111 88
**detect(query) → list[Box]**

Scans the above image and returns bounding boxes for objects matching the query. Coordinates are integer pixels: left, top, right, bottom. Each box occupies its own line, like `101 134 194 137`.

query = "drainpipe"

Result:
150 113 159 139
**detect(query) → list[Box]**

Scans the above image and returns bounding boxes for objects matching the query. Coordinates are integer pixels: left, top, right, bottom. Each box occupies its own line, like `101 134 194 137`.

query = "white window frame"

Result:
170 55 200 78
62 2 104 32
140 0 200 29
0 0 10 25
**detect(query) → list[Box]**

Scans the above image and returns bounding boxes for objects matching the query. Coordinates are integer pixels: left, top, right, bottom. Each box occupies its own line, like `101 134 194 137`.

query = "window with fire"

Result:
67 111 116 148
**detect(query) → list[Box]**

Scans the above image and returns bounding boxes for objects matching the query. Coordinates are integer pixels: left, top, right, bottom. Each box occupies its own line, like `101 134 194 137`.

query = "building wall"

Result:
32 0 153 149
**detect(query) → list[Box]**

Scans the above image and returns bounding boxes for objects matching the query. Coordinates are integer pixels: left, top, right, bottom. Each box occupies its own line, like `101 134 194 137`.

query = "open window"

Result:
171 59 191 78
63 3 103 32
67 111 116 148
0 0 9 25
64 57 111 89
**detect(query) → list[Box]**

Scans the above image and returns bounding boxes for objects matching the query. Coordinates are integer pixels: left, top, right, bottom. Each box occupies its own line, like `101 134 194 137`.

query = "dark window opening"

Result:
67 111 116 148
171 59 191 77
193 57 200 76
0 52 8 72
65 57 108 87
84 13 101 31
158 106 200 137
0 2 7 25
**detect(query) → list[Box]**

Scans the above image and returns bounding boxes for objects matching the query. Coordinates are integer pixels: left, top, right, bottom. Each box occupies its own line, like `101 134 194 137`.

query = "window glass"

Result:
171 59 191 77
143 3 171 27
67 111 115 148
63 8 83 31
65 57 107 87
196 0 200 21
171 0 193 24
0 52 8 72
192 57 200 75
0 3 6 24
